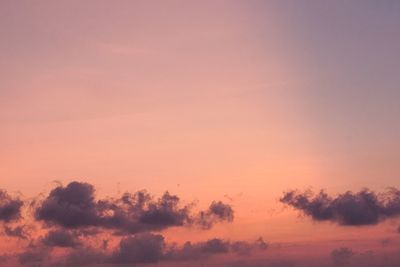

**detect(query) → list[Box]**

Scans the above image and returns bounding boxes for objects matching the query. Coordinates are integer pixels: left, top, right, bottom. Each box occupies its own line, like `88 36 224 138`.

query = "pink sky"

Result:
1 1 400 266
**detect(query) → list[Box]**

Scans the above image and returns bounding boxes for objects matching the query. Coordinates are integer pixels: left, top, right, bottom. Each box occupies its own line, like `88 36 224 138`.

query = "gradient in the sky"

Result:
1 1 400 266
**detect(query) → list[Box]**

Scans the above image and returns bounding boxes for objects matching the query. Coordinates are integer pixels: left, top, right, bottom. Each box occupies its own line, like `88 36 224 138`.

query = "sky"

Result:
1 1 400 266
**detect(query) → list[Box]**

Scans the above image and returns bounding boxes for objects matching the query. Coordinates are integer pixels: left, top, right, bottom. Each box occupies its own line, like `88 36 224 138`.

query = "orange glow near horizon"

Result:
1 1 400 266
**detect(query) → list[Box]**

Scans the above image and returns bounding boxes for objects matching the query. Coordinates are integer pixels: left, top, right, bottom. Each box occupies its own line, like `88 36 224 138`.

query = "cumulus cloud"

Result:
48 234 268 266
1 181 243 266
35 182 100 228
197 201 234 229
107 234 267 265
16 233 244 266
35 182 233 234
280 188 400 226
106 190 192 234
110 233 165 264
0 189 23 223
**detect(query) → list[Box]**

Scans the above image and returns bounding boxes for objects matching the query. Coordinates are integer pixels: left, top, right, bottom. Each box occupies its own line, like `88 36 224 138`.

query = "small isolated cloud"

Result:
197 201 234 229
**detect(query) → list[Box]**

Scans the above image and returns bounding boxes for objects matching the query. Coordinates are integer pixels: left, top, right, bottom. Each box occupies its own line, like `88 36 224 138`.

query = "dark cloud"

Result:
48 234 268 266
0 189 23 223
197 201 234 229
103 191 192 234
35 181 233 234
35 182 99 228
280 188 400 226
110 233 165 264
116 234 266 264
42 229 80 248
2 181 243 266
139 192 189 226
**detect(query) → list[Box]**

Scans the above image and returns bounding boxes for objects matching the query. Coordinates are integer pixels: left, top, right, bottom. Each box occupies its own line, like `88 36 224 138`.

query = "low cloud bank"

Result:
281 188 400 226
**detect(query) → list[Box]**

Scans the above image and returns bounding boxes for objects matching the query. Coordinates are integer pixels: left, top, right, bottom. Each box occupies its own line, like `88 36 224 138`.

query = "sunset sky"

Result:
1 1 400 266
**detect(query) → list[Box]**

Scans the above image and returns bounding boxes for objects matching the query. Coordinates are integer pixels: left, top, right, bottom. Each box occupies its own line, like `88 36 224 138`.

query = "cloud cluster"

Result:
178 236 268 258
13 232 267 266
0 181 242 266
280 188 400 226
7 182 400 266
52 233 268 266
35 182 234 235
